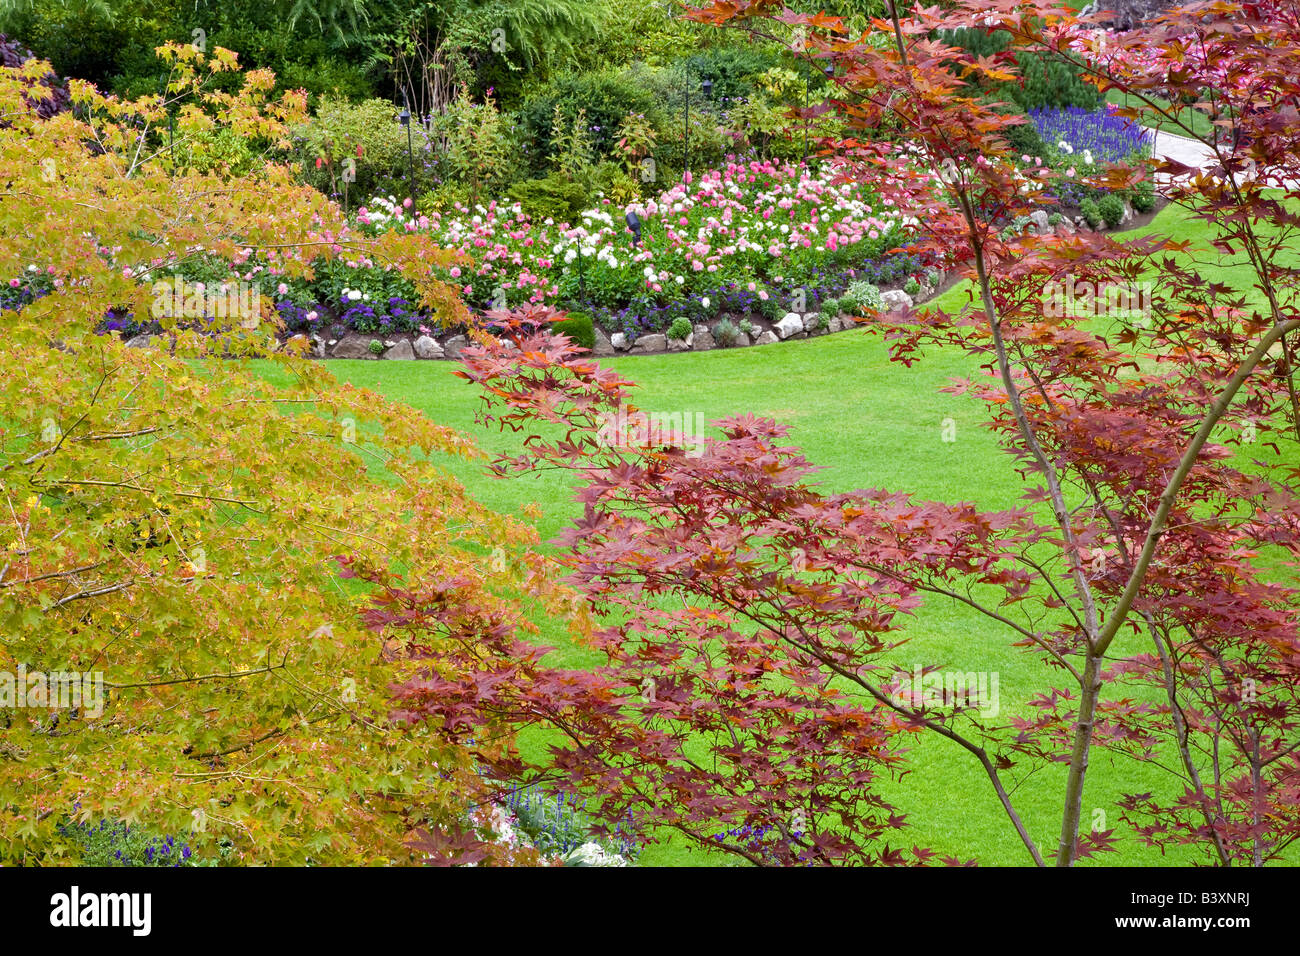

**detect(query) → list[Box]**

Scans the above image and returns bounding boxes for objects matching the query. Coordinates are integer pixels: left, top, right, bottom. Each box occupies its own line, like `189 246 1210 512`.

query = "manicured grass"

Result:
1105 88 1217 139
292 201 1295 866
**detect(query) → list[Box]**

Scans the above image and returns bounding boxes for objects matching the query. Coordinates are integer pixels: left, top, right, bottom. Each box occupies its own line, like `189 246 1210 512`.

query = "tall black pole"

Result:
683 84 690 182
803 67 809 166
405 91 415 207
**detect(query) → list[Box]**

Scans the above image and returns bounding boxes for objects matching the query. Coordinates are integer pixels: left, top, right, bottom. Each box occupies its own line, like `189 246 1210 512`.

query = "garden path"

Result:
1148 126 1299 189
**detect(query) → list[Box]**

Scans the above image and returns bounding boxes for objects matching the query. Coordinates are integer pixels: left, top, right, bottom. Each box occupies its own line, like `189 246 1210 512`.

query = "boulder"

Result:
310 334 326 358
384 339 416 360
124 334 153 349
776 312 806 339
754 330 779 346
1086 0 1178 31
592 328 616 357
413 334 444 359
881 290 914 312
631 333 667 354
1028 210 1051 235
692 326 716 351
331 335 376 359
442 334 469 360
667 334 693 352
827 317 843 334
734 332 751 348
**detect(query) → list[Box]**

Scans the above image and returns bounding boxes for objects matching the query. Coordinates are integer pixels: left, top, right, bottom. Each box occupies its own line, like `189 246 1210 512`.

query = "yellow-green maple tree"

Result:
0 44 571 864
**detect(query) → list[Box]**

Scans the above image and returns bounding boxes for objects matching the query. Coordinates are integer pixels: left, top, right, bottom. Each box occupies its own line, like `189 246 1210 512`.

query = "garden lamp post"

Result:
399 88 415 208
626 209 642 247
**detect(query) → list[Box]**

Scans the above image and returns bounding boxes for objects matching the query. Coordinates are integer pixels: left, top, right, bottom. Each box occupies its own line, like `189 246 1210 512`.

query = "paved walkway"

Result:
1146 126 1298 189
1149 127 1218 174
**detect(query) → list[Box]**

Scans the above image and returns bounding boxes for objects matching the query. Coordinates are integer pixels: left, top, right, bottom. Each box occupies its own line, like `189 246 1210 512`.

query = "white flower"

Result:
348 289 362 301
1058 140 1074 155
564 842 628 867
702 297 710 308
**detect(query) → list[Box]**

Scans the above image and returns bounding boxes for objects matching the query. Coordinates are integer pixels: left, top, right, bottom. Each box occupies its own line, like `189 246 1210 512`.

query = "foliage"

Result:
552 310 595 349
517 67 661 174
666 316 693 340
1131 178 1156 214
434 85 519 206
711 316 740 346
1097 192 1125 229
504 173 590 224
295 97 439 208
1079 197 1102 229
0 43 568 865
0 31 68 118
841 280 883 313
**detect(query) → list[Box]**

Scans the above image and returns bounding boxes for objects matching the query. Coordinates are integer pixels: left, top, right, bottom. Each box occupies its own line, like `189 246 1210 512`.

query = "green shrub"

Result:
844 280 884 312
903 276 921 296
1131 178 1156 214
553 311 596 349
819 296 841 314
667 316 693 341
712 318 740 347
1048 212 1064 226
296 98 438 206
738 317 756 336
369 339 384 355
816 310 834 329
506 174 592 224
518 68 663 174
679 47 784 103
1080 198 1103 229
435 87 520 206
1098 193 1125 229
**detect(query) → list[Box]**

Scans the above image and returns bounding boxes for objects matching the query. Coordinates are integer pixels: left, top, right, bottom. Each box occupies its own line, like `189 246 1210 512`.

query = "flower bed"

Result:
332 158 927 339
9 159 940 356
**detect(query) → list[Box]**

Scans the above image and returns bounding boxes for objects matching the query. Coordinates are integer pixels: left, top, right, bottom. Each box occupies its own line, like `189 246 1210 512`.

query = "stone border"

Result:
269 271 952 362
119 201 1156 360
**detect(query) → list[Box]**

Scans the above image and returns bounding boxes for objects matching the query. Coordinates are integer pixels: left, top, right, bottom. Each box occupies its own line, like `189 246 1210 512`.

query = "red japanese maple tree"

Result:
370 1 1300 866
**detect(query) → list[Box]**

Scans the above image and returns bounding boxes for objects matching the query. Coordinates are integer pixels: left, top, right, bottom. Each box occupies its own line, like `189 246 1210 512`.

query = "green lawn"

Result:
294 202 1294 866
